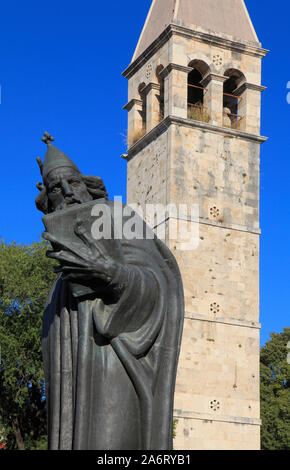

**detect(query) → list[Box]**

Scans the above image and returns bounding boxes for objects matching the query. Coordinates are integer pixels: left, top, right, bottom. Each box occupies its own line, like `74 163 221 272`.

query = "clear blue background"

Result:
0 1 288 345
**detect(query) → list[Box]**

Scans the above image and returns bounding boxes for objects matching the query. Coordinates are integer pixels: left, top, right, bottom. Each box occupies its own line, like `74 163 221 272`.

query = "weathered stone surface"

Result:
133 0 260 61
124 1 266 450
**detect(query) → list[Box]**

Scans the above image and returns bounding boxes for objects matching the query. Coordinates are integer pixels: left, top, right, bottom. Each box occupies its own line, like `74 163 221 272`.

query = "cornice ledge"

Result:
123 98 143 111
170 23 269 58
201 72 228 86
168 116 268 143
142 82 161 94
159 63 192 78
125 117 171 160
152 215 261 236
235 82 267 95
125 116 268 158
184 311 261 330
123 24 269 79
123 25 172 79
173 410 262 427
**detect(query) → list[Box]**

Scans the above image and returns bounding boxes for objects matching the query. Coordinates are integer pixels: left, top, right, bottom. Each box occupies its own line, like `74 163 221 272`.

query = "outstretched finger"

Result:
62 273 93 282
46 250 86 267
54 265 92 273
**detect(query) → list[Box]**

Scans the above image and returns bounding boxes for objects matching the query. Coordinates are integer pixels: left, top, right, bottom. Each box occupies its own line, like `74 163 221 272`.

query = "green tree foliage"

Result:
260 328 290 450
0 241 56 450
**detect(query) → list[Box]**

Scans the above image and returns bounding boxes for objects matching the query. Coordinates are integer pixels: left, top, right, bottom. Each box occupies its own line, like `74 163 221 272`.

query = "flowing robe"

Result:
42 204 184 450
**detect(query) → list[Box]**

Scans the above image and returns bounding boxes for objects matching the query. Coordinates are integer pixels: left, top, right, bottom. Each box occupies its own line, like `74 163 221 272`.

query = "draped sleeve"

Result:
42 203 184 451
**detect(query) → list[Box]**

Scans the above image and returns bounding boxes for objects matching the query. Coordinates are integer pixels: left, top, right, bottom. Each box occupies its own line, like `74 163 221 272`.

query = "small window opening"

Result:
138 83 147 131
129 83 147 145
187 67 209 123
156 65 164 121
223 70 245 129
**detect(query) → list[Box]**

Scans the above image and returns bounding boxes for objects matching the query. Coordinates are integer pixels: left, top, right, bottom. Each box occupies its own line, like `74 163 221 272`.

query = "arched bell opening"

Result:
187 60 211 123
138 82 147 131
223 69 246 129
156 65 165 122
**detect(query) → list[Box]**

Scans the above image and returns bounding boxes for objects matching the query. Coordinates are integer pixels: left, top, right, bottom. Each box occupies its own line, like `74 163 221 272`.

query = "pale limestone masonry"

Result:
123 0 268 450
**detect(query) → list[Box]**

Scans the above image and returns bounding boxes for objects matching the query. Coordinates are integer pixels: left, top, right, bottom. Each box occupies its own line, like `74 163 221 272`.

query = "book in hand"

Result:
42 199 124 298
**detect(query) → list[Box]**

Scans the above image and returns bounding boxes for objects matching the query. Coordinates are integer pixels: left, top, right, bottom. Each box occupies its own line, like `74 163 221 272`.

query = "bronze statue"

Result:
36 133 184 450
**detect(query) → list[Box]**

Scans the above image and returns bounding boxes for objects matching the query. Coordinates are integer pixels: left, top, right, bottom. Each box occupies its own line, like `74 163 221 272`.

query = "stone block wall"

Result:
124 22 266 450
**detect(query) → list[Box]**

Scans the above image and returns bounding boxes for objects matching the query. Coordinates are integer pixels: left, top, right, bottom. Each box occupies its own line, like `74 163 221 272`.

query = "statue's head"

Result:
36 132 108 214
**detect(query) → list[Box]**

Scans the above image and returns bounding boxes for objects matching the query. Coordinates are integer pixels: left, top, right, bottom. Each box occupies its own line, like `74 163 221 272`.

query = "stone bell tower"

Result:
123 0 268 450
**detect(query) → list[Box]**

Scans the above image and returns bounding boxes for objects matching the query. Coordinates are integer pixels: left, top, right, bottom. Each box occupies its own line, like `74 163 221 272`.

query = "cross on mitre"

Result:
42 132 55 144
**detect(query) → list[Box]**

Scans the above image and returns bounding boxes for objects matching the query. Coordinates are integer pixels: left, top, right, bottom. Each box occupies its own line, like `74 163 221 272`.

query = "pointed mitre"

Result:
38 132 81 182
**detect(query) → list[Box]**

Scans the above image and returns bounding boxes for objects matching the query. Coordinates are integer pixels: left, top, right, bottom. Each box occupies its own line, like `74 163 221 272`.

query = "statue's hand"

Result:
43 222 129 293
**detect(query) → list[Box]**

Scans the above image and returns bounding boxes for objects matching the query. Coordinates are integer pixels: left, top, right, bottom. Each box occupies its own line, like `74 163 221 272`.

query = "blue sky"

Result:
0 0 289 345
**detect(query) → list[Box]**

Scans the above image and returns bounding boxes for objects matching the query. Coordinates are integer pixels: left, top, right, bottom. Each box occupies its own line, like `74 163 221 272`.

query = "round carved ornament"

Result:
213 54 223 68
210 400 221 412
210 206 220 219
210 303 220 315
145 63 153 79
